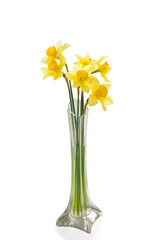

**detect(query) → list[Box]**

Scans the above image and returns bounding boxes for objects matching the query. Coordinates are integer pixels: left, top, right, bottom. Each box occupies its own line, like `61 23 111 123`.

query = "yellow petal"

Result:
73 62 83 68
80 83 89 93
72 64 82 73
59 54 66 68
72 81 80 88
41 56 55 64
102 82 112 90
41 67 48 73
87 76 100 91
53 72 63 80
83 65 92 74
61 43 71 52
65 72 77 82
89 94 98 106
102 66 111 74
85 52 90 60
107 66 111 73
43 71 55 79
101 73 111 82
98 56 107 65
99 98 107 111
75 54 83 62
90 60 98 70
41 56 48 64
104 95 113 105
56 41 63 50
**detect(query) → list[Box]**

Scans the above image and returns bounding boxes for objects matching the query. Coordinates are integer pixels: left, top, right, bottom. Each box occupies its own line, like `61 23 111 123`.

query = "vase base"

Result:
56 204 102 234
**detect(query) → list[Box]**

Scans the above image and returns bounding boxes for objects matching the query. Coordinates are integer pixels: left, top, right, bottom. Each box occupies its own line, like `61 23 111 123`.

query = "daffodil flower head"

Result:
89 82 113 111
74 52 97 71
97 56 111 82
46 46 58 58
48 60 60 71
41 41 70 64
65 65 98 93
41 54 65 80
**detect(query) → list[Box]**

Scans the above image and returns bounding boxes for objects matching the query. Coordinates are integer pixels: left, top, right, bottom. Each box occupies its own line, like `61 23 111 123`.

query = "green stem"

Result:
83 98 89 115
75 88 82 215
64 64 76 116
77 87 80 116
76 147 82 215
63 73 75 114
81 146 87 210
91 69 99 74
68 80 75 115
63 68 76 138
80 90 84 116
72 146 83 216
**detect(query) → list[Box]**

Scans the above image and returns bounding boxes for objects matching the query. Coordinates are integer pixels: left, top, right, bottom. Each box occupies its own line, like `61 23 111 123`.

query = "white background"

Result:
0 0 160 239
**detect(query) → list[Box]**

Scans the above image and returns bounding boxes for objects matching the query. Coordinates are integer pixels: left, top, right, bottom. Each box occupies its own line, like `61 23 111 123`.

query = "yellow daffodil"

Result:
95 56 111 82
65 65 99 93
41 41 70 64
89 81 113 111
74 52 97 71
41 54 65 80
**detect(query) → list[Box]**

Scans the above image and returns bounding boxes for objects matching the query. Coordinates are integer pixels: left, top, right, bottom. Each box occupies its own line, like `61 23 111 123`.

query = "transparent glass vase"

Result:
56 100 102 233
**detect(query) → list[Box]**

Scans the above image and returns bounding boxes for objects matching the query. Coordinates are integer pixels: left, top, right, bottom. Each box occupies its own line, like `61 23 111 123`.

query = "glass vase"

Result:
56 100 102 233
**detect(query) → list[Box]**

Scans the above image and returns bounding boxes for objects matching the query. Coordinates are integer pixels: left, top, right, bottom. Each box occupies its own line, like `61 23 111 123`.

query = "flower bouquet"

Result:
41 41 113 233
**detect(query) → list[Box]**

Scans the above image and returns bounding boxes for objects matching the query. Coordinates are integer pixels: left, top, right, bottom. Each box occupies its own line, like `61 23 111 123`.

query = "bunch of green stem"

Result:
64 64 89 216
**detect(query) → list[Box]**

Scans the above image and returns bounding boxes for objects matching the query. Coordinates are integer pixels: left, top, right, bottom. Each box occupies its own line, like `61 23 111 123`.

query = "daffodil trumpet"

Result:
41 41 113 233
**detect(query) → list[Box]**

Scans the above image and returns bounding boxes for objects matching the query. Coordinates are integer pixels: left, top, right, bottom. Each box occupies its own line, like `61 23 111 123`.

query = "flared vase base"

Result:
56 205 102 234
